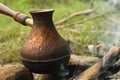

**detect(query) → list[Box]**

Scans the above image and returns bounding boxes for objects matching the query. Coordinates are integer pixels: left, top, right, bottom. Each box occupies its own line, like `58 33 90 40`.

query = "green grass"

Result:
0 0 107 64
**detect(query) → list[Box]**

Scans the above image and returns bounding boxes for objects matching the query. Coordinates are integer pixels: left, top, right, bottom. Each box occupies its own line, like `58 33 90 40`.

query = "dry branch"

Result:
96 10 120 24
103 14 120 24
56 13 104 29
69 54 99 65
57 10 120 29
55 9 95 25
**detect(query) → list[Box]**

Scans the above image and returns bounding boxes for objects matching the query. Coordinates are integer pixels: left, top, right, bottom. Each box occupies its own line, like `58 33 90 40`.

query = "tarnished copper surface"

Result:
20 9 71 73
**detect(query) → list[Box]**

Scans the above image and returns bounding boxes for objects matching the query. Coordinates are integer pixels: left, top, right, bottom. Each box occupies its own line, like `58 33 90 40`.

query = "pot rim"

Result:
30 9 54 13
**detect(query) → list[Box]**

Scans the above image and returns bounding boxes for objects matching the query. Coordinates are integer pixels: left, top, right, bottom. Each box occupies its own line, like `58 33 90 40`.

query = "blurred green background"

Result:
0 0 114 64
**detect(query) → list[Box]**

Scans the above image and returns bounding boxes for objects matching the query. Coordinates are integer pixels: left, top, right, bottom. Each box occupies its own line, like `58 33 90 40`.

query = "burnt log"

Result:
69 54 100 65
0 55 99 80
75 46 120 80
106 71 120 79
75 61 102 80
0 46 119 80
0 64 33 80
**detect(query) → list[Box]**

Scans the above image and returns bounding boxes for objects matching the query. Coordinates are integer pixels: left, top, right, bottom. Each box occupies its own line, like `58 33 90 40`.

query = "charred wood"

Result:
0 64 33 80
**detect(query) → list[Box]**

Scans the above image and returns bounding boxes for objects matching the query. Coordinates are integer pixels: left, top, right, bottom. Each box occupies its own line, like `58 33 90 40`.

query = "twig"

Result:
56 12 105 28
56 24 85 29
57 10 120 29
103 14 120 24
96 10 120 24
55 9 95 25
84 0 95 20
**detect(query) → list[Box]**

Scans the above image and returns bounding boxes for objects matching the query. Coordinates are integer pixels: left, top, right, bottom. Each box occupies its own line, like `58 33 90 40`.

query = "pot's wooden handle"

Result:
0 3 33 27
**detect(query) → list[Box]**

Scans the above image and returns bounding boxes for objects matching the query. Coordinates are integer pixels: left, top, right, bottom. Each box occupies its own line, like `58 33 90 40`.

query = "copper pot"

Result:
0 4 71 76
20 9 71 74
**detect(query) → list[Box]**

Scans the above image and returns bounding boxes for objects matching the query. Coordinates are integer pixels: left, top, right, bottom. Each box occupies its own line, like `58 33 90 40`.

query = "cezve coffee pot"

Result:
0 3 71 76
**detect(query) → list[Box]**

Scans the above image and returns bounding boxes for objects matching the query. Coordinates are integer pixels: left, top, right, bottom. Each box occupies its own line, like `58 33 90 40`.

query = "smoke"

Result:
59 1 120 80
94 0 120 71
69 0 120 79
98 0 120 48
103 24 120 47
106 0 120 10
